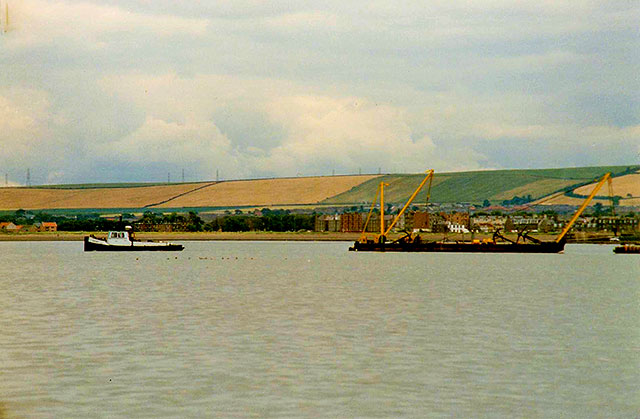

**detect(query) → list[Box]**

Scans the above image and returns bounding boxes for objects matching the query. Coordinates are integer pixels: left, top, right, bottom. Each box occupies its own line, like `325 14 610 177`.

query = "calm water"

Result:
1 241 638 418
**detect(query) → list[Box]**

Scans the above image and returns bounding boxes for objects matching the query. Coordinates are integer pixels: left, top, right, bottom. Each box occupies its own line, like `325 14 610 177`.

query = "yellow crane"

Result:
555 172 613 243
358 181 387 243
359 170 434 243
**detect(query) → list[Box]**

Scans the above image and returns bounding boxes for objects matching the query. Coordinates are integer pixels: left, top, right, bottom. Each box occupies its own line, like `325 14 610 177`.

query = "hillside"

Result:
0 166 637 211
0 175 378 211
534 171 640 207
153 176 380 208
324 165 640 207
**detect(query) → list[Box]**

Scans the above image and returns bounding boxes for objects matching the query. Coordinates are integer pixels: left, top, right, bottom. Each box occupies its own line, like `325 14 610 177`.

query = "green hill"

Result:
323 165 639 206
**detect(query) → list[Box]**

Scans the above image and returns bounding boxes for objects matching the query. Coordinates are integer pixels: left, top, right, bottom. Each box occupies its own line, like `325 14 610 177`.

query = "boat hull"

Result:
349 240 565 253
84 236 184 252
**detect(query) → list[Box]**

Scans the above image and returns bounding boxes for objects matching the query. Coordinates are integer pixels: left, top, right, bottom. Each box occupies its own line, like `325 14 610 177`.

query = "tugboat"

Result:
349 171 613 254
84 226 184 251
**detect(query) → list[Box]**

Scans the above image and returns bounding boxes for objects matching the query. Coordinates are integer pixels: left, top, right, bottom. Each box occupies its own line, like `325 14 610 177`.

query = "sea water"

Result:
1 241 638 418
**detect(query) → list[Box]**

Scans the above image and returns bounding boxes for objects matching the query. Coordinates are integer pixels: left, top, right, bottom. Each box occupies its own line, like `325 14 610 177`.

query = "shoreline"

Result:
0 231 364 242
0 231 627 243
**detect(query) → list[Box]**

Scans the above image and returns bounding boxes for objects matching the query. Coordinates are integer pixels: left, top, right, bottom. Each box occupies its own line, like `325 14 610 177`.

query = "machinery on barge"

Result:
349 171 614 253
613 244 640 254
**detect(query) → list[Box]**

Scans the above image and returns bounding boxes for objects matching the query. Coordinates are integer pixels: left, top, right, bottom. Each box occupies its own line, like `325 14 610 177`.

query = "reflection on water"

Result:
1 241 639 418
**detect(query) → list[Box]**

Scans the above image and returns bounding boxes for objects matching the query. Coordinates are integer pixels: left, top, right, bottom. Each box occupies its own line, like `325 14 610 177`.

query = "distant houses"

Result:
0 221 57 233
314 211 473 233
313 210 640 235
36 222 58 232
0 222 20 232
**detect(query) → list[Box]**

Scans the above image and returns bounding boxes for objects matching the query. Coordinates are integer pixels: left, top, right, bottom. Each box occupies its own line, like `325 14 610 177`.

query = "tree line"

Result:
1 209 315 232
135 209 315 232
201 209 315 232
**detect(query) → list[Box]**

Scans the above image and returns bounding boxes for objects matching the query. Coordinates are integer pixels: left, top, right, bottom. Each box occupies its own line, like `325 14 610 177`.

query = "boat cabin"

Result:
107 231 133 245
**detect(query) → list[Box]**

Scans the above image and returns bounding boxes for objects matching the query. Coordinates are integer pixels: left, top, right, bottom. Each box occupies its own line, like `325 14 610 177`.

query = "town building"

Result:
471 215 506 232
0 222 19 232
447 222 470 234
340 213 364 233
35 222 57 232
314 215 340 232
411 211 430 231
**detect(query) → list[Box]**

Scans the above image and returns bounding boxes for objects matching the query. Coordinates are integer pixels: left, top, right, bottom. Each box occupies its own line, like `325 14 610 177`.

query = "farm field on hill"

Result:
0 183 210 210
323 166 638 206
0 166 637 211
0 176 378 211
152 175 379 208
537 172 640 207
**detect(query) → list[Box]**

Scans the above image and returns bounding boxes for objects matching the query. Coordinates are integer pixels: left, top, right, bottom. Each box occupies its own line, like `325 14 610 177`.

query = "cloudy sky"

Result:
0 0 638 185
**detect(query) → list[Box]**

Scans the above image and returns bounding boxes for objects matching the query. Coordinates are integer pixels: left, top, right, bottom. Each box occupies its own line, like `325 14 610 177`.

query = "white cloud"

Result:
0 88 51 157
99 73 281 122
94 116 234 164
3 0 208 49
97 73 488 177
256 95 484 175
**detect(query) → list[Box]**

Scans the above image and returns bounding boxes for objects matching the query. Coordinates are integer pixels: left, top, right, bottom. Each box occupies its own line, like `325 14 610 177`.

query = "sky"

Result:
0 0 638 185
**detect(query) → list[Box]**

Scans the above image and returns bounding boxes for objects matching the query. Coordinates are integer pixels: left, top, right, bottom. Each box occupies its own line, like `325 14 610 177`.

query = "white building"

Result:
447 222 470 234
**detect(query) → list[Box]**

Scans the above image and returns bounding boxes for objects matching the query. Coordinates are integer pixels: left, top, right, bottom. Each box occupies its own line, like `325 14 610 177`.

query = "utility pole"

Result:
26 168 31 187
216 169 219 182
181 168 185 183
167 172 170 184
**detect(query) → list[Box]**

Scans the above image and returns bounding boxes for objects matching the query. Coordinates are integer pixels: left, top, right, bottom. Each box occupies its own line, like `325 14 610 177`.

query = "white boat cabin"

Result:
107 231 133 245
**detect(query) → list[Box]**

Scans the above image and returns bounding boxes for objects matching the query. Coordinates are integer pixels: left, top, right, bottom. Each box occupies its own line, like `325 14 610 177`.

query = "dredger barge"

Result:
349 236 566 253
349 170 613 254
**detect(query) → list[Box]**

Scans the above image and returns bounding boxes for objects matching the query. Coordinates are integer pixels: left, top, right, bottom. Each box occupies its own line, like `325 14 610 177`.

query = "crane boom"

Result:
555 172 611 243
359 181 387 242
384 170 434 237
380 182 386 238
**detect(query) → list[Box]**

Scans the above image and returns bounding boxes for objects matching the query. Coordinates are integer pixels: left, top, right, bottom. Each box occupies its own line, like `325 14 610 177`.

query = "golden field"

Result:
536 172 640 207
155 175 379 208
0 175 378 210
0 183 209 210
